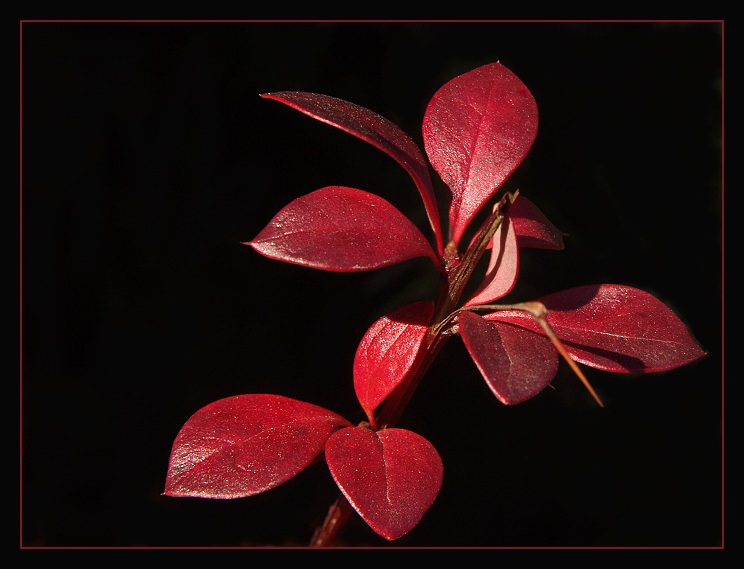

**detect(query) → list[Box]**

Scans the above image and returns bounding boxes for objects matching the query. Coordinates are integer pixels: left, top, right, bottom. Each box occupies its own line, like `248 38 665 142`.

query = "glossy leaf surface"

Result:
486 284 707 373
247 186 440 272
422 61 538 245
459 312 559 405
353 301 434 422
262 91 443 250
164 394 351 499
325 426 443 541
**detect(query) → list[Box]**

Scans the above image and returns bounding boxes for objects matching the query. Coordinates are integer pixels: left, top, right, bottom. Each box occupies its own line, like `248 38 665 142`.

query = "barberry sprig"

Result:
165 61 705 545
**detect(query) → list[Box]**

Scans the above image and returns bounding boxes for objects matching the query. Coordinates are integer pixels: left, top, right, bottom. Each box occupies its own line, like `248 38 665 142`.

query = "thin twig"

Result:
310 495 354 547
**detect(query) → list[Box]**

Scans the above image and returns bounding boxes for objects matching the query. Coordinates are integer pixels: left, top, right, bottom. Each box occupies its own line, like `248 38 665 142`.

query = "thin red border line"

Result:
719 20 724 551
17 19 727 23
19 18 23 551
17 18 725 550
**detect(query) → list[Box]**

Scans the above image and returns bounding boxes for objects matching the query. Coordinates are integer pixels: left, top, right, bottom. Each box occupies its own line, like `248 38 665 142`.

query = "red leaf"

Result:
464 214 519 306
353 302 434 422
262 91 443 251
325 426 443 541
458 312 558 405
422 61 538 245
164 394 351 499
509 196 565 250
246 186 440 272
486 284 707 373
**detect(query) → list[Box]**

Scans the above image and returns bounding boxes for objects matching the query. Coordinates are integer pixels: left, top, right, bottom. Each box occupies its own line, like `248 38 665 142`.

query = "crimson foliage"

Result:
164 62 705 543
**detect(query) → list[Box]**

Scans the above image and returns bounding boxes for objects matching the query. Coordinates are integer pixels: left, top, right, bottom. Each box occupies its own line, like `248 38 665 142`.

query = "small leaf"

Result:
246 186 440 272
464 214 519 306
262 91 443 251
486 284 707 373
354 302 434 422
423 61 538 245
325 426 443 541
459 312 559 405
164 394 351 499
509 196 565 250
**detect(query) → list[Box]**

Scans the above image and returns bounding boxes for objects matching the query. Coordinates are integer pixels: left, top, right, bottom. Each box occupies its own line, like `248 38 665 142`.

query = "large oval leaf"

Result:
325 426 443 541
422 61 538 245
459 312 558 405
262 91 443 251
485 284 707 373
353 301 434 423
246 186 440 272
464 213 519 306
164 394 351 499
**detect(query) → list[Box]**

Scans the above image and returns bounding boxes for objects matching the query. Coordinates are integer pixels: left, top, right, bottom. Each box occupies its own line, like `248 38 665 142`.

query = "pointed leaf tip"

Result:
164 394 350 499
262 91 443 251
510 196 565 250
487 284 707 373
248 186 440 272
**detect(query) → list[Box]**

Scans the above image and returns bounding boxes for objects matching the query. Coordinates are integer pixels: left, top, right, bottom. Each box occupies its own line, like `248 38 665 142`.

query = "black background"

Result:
21 21 723 548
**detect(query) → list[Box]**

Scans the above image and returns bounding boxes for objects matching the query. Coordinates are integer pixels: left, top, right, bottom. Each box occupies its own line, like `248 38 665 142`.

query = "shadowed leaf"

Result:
509 196 565 250
486 284 707 373
465 214 519 306
459 312 558 405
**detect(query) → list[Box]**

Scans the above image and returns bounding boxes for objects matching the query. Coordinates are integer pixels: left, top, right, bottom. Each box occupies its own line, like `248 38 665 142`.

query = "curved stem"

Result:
309 192 523 546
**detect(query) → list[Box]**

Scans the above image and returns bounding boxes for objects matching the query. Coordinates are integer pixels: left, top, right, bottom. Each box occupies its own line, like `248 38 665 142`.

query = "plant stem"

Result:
310 193 520 546
432 191 518 326
377 192 519 430
309 494 354 547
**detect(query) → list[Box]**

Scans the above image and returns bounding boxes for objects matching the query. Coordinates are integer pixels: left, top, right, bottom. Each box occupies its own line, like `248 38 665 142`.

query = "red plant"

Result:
164 62 705 545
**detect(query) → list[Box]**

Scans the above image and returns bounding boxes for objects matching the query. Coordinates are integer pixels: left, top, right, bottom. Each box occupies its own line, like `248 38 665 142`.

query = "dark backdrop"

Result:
21 21 723 548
